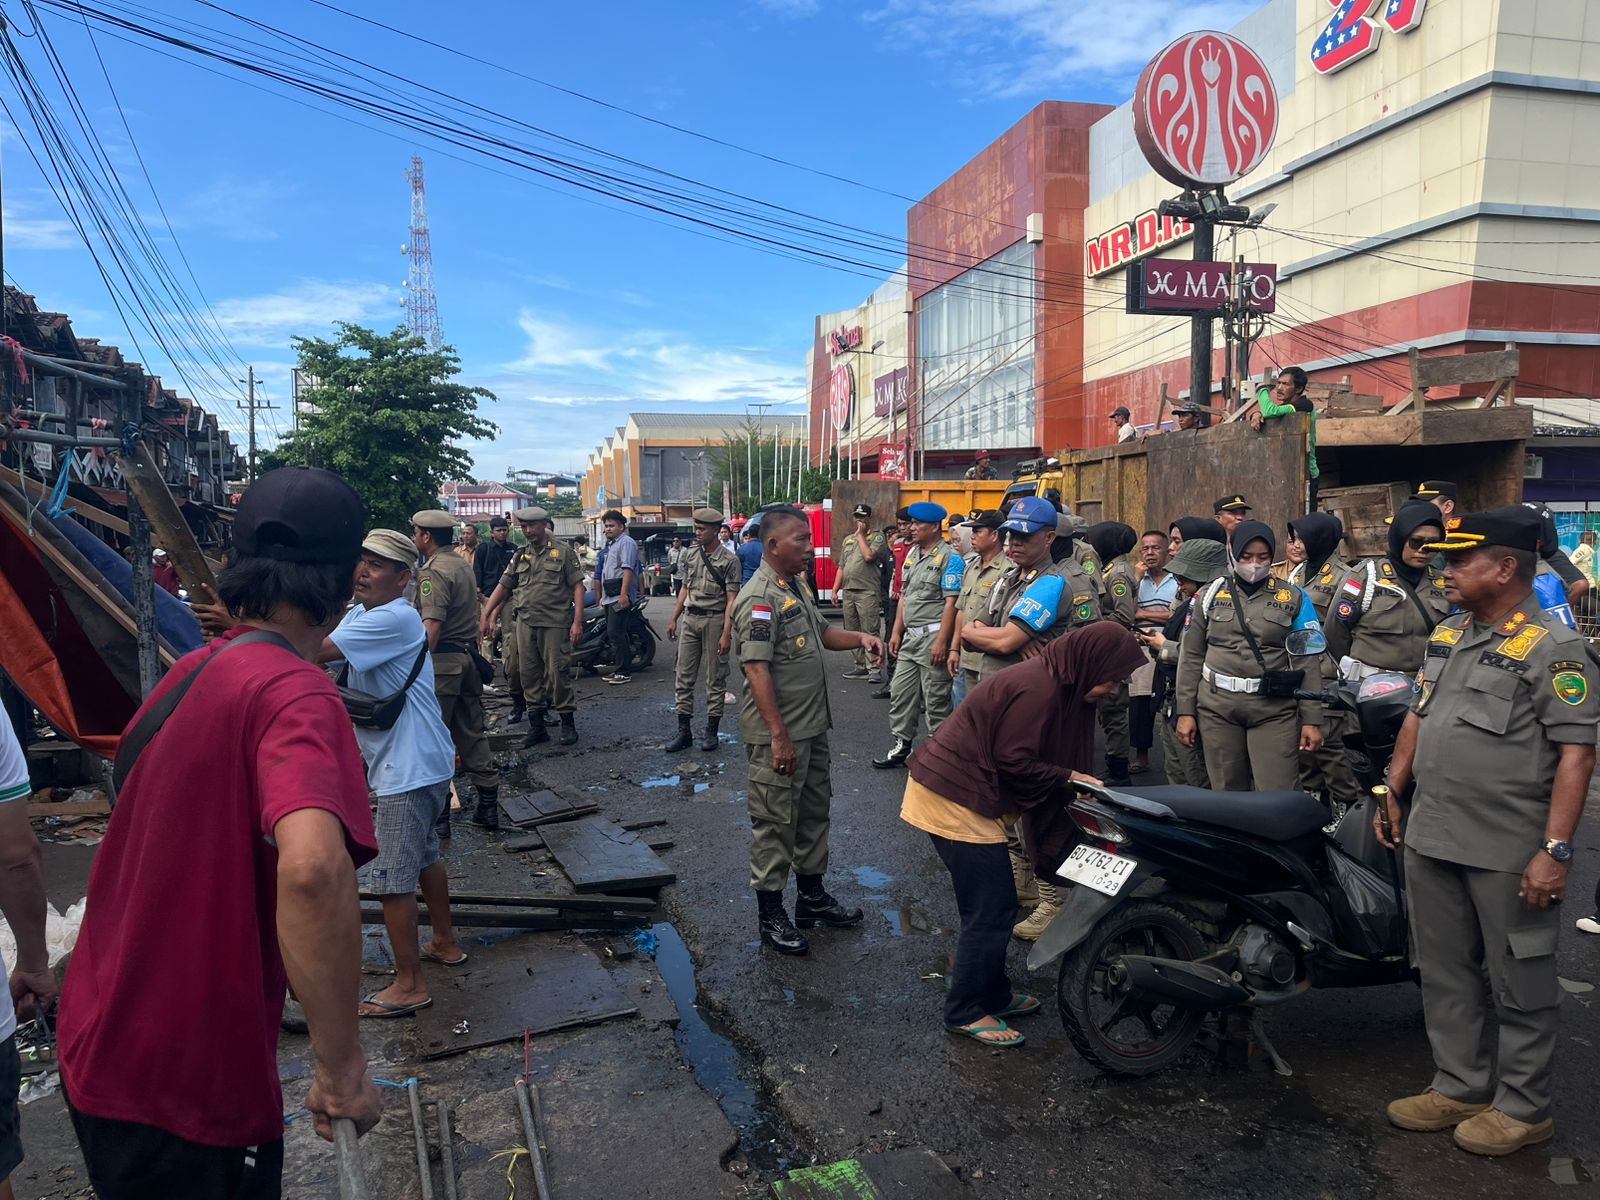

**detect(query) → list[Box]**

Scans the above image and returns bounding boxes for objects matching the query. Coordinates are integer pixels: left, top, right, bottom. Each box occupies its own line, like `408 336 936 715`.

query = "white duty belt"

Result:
904 621 942 639
1203 665 1263 695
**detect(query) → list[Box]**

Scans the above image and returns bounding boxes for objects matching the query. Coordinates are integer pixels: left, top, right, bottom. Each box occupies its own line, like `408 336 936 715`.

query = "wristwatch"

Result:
1541 838 1574 863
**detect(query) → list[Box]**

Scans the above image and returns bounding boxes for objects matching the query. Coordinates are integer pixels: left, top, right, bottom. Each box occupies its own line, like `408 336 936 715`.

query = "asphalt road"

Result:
529 604 1600 1200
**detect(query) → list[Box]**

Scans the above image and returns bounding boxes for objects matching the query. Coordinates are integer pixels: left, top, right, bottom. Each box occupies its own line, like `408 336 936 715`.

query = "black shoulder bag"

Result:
111 629 295 795
336 642 429 730
697 544 729 593
1232 592 1304 699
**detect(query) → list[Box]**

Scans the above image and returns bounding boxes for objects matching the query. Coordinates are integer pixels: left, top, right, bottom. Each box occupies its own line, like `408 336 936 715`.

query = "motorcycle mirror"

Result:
1286 628 1328 657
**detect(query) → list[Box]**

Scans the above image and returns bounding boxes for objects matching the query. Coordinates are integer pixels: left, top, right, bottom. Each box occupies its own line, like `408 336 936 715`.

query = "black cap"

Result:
1175 401 1204 415
1109 406 1131 419
1424 506 1545 555
961 509 1004 530
234 467 364 564
1412 480 1458 502
1214 494 1251 514
852 503 872 518
489 516 510 529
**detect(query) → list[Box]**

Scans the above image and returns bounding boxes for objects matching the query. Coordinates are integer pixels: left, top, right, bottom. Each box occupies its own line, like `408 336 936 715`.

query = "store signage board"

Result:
829 363 855 431
828 324 864 356
1086 210 1194 278
873 367 910 418
1133 31 1279 190
878 444 907 481
1128 259 1278 316
1311 0 1429 76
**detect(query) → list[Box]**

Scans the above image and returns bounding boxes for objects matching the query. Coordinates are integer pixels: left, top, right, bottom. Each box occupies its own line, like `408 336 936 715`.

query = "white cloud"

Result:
209 280 397 347
870 0 1263 95
6 212 78 251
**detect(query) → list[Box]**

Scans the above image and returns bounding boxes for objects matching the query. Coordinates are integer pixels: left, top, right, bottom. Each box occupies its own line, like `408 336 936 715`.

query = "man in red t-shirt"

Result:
58 466 383 1199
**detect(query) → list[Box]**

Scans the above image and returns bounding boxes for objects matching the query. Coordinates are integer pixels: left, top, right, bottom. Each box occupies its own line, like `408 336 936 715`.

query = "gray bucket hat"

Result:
1168 538 1228 585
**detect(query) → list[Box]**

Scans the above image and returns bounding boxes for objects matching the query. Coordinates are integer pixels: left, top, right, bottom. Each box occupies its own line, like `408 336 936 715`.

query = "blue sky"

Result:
1 0 1259 477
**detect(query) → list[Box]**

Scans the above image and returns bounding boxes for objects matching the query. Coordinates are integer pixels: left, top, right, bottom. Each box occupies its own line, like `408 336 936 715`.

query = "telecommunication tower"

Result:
402 155 442 348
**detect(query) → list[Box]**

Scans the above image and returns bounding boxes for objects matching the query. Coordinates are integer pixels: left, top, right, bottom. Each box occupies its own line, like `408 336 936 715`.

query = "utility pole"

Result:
238 365 277 484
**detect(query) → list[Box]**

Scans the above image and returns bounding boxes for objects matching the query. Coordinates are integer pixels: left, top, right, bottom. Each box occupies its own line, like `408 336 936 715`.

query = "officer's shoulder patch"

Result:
1111 580 1129 597
1072 594 1092 605
1497 625 1549 661
1075 604 1093 621
1319 564 1335 581
748 603 773 642
1550 660 1585 674
1497 610 1531 636
1335 597 1358 623
1381 562 1395 579
1430 624 1462 645
419 578 433 597
1553 669 1589 706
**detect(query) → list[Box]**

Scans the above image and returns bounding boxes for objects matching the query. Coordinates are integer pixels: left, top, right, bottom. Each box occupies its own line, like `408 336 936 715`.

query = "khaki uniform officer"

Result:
873 502 965 769
480 506 585 750
1083 522 1140 784
412 510 500 830
732 506 883 956
1175 520 1324 792
838 503 886 679
1382 507 1599 1158
1326 501 1449 679
948 510 1007 706
665 507 740 753
1286 512 1360 818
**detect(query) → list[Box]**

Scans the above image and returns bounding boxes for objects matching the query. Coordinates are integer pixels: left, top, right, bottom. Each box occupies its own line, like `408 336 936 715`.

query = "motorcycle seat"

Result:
1132 786 1330 842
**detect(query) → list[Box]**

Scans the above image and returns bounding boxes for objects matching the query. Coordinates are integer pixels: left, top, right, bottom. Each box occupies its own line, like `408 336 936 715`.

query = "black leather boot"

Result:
558 712 578 746
698 716 721 752
872 737 912 769
794 875 864 929
757 889 808 955
1105 755 1133 787
665 714 694 753
470 787 500 831
507 694 526 725
523 714 550 748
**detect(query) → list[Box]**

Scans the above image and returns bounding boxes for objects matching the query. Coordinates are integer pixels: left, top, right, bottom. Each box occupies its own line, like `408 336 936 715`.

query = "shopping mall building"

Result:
808 0 1600 483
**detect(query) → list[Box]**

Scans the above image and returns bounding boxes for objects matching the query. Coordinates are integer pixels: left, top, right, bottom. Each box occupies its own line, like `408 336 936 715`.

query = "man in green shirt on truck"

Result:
1248 365 1319 508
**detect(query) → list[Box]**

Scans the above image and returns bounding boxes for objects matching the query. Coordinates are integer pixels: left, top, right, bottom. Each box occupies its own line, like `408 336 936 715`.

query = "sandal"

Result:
946 1017 1025 1047
422 947 469 966
997 993 1042 1018
359 994 434 1019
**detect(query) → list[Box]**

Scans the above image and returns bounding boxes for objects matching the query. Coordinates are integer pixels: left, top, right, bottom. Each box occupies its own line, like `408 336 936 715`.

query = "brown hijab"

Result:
909 623 1146 872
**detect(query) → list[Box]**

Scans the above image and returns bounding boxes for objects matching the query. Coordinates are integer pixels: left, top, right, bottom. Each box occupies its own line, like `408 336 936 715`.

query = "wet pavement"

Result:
520 610 1600 1200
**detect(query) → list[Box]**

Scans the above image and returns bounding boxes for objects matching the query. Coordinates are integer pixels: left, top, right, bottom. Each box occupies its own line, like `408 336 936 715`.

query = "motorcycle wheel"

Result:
1057 898 1209 1077
630 626 656 670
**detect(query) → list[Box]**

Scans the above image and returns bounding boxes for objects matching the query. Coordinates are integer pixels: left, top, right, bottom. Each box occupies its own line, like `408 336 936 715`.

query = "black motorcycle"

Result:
572 597 658 675
1030 667 1418 1077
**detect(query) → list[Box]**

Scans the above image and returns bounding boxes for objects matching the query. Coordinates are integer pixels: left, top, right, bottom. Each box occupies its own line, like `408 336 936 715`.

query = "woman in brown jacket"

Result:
901 623 1145 1046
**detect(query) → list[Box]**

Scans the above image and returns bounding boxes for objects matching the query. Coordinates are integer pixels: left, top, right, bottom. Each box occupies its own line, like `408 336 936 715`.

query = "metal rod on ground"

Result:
436 1103 459 1200
514 1078 554 1200
334 1119 373 1200
408 1080 435 1200
126 493 161 698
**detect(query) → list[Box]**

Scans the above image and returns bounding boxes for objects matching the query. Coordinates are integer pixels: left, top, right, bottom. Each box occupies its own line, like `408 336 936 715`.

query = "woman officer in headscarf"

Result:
1174 521 1327 791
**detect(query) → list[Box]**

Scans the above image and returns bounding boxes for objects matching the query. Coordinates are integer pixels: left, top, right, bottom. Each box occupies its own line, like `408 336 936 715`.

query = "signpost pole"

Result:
1189 211 1215 413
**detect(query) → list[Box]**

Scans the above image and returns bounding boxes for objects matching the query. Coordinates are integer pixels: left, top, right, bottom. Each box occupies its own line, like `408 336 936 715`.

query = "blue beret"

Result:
906 501 948 523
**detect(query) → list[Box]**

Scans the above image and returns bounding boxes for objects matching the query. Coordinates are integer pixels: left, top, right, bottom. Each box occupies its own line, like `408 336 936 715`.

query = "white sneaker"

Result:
1576 915 1600 935
605 673 631 685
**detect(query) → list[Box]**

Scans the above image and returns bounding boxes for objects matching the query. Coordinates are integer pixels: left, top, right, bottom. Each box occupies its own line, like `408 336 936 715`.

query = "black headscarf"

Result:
1170 516 1226 546
1287 512 1344 577
1230 520 1277 592
1387 502 1445 587
1084 521 1137 566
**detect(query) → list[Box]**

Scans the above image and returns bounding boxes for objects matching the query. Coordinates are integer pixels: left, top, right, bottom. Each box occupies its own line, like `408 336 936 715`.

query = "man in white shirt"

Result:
321 529 465 1018
1109 406 1138 444
0 717 54 1196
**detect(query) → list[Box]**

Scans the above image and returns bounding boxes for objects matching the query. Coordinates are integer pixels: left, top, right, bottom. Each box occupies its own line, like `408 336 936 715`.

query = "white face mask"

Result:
1235 561 1271 584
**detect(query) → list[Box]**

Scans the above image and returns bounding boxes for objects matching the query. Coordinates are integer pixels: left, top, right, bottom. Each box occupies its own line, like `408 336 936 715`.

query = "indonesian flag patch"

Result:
750 604 773 642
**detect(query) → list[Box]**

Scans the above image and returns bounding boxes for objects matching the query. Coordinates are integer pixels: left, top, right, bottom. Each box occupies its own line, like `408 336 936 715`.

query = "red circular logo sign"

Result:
1133 30 1279 190
828 364 854 431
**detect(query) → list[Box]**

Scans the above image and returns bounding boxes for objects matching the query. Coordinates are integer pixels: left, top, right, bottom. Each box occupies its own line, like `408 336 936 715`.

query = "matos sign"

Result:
1085 209 1194 278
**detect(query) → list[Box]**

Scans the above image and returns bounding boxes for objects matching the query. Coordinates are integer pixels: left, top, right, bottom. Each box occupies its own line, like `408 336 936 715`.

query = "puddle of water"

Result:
850 866 893 890
881 907 945 938
1550 1157 1592 1186
694 783 711 794
651 924 809 1176
642 775 681 789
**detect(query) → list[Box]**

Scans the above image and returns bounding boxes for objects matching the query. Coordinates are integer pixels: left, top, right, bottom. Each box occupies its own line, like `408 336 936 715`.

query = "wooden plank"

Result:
1420 406 1533 446
1319 483 1411 558
1317 414 1423 447
362 890 657 913
117 439 218 602
500 788 596 827
28 797 111 818
1413 346 1519 390
10 466 130 536
540 815 677 893
1143 417 1306 530
416 937 637 1059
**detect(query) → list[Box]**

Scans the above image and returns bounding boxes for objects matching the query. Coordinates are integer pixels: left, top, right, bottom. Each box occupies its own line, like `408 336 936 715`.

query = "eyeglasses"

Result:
1405 536 1434 551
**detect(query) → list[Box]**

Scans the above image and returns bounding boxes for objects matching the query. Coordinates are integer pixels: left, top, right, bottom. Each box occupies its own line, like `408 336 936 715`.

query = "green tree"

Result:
262 325 497 528
705 417 814 513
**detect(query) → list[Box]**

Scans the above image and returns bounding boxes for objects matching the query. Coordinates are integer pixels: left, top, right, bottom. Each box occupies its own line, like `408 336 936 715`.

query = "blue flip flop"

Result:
998 993 1042 1018
946 1017 1025 1047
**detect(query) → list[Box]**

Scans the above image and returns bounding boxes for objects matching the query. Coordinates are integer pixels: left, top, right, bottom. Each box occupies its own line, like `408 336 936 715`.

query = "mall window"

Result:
917 240 1036 451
